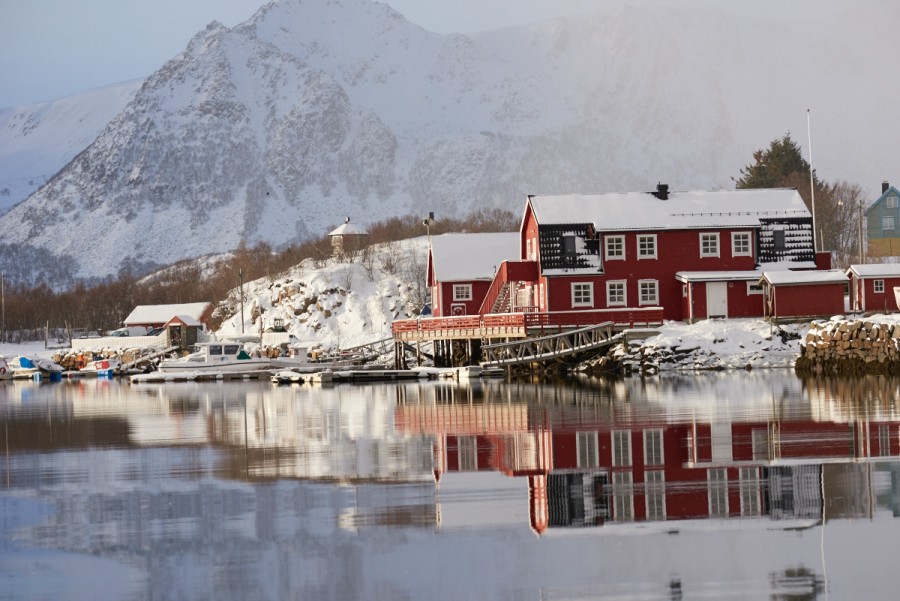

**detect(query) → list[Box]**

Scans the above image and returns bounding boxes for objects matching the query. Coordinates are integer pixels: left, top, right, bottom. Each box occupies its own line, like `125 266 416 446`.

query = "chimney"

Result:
653 183 669 200
884 181 890 194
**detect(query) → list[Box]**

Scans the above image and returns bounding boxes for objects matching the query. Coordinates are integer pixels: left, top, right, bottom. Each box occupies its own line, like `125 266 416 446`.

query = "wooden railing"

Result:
477 260 539 315
391 307 663 341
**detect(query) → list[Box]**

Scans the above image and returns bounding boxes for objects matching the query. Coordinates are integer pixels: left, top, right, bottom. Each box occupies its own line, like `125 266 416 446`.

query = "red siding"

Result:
771 282 845 319
862 276 900 312
436 280 492 316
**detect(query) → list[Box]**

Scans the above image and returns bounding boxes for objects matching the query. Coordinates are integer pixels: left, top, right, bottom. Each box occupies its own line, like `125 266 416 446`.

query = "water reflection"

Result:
2 373 900 599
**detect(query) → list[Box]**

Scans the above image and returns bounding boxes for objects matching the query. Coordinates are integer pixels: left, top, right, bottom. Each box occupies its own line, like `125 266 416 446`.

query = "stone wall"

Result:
796 319 900 375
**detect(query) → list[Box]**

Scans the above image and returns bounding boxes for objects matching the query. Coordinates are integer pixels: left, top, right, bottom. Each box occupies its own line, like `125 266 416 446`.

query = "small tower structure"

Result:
328 217 368 257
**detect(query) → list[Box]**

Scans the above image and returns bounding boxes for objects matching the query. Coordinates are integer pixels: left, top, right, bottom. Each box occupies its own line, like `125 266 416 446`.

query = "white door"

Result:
707 282 728 318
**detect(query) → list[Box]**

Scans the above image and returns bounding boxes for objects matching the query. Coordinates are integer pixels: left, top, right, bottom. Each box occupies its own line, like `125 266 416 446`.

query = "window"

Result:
577 431 598 468
612 472 634 521
739 467 761 516
875 280 885 293
645 470 666 521
637 234 657 259
644 430 664 465
639 279 658 305
606 280 626 306
773 230 786 251
562 235 577 257
878 425 891 457
605 235 625 260
612 430 632 467
889 195 899 209
458 436 477 471
525 238 532 261
572 282 593 307
747 282 764 295
751 428 769 460
708 468 729 517
732 232 752 257
884 217 895 231
700 233 720 257
453 284 472 301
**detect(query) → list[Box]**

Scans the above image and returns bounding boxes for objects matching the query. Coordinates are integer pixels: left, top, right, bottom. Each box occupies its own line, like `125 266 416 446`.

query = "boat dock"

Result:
131 367 430 385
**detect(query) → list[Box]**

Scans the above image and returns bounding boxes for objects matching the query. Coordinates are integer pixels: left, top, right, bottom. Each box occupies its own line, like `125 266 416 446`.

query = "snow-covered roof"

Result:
430 232 519 281
124 302 211 325
329 220 368 236
760 269 848 286
166 314 202 327
676 261 819 282
529 188 808 230
847 263 900 278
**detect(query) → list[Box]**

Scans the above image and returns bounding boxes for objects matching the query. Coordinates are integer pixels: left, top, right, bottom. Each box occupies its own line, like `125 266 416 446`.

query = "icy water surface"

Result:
2 372 900 600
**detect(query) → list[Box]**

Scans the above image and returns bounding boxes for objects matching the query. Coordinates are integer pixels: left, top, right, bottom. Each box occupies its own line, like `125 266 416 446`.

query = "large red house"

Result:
494 185 830 324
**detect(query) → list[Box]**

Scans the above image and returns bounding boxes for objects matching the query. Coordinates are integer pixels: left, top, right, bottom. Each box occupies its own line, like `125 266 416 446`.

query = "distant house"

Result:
427 232 520 317
124 302 213 331
758 270 848 321
846 263 900 313
865 181 900 257
328 218 368 256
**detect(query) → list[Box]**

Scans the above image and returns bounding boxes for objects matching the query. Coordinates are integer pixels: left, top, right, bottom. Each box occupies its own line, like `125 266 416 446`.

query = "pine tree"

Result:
734 134 817 189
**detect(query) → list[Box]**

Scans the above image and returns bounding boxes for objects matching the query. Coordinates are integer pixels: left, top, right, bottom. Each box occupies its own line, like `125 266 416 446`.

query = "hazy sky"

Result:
0 0 603 108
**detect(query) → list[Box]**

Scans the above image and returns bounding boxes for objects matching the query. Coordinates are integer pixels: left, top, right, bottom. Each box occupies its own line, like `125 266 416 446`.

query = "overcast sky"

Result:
0 0 610 108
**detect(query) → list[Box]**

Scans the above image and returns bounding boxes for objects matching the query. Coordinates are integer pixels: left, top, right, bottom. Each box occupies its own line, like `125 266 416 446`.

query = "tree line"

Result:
0 207 519 342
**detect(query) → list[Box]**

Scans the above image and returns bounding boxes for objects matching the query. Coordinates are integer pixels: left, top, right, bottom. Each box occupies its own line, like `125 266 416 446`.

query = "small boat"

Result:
158 342 272 373
79 357 121 377
9 356 64 381
0 356 11 381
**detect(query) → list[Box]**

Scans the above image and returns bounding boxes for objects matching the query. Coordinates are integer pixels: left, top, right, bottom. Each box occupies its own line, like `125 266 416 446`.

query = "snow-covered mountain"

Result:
1 0 898 283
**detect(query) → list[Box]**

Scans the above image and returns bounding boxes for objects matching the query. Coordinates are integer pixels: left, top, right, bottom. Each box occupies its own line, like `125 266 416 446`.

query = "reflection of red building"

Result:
397 398 898 534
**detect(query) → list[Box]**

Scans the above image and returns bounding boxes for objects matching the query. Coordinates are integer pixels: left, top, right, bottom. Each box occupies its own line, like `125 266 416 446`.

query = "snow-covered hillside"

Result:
1 0 898 282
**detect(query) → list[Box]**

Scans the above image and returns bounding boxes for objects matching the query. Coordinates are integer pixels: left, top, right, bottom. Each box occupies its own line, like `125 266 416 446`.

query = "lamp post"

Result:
239 268 245 334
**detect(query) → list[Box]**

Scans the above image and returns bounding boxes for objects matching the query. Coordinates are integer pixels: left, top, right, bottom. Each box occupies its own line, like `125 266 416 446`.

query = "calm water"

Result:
2 372 900 600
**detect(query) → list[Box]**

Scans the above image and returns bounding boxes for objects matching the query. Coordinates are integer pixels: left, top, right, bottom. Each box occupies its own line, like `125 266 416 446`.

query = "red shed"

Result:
846 263 900 313
759 269 848 320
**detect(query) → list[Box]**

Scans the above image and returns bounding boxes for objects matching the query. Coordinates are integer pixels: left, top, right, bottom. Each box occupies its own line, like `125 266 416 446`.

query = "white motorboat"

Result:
79 357 121 377
158 342 273 373
8 356 64 380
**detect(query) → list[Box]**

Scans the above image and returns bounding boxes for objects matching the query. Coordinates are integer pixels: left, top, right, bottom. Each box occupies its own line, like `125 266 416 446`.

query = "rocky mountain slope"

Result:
1 0 897 283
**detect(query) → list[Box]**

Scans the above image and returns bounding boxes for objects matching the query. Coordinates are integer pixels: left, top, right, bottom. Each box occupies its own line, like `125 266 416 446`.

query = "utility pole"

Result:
239 268 245 334
1 270 5 343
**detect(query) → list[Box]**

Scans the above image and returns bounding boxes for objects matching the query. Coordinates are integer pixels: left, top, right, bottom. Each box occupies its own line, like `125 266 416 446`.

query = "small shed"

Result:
164 315 204 349
758 269 848 321
125 302 213 331
328 217 368 256
846 263 900 313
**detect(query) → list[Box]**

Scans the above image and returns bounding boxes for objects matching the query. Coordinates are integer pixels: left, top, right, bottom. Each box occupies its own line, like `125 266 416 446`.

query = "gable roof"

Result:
864 184 900 216
329 220 368 236
847 263 900 278
124 303 212 325
528 188 808 231
430 232 519 281
759 269 847 286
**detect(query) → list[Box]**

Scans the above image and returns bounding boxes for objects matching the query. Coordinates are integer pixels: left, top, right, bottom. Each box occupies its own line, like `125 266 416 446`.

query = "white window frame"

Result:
458 436 477 471
747 282 764 295
739 467 761 516
452 284 472 301
638 279 659 306
606 280 627 307
612 471 634 522
708 468 729 517
700 232 720 258
645 470 666 521
576 431 599 468
644 429 664 466
637 234 658 260
571 282 594 307
888 195 899 209
605 235 625 260
884 216 895 231
731 231 752 257
874 279 885 293
612 430 632 467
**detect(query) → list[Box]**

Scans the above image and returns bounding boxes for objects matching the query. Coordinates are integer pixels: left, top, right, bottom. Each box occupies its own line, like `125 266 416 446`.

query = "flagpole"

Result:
807 109 818 252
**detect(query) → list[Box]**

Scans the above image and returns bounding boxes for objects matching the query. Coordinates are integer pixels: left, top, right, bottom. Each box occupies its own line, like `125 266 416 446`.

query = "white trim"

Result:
643 429 664 465
731 231 752 257
746 282 764 295
571 282 594 307
605 234 626 260
700 232 720 258
638 279 659 306
576 431 599 468
606 280 627 307
637 234 658 260
874 279 885 293
452 284 473 301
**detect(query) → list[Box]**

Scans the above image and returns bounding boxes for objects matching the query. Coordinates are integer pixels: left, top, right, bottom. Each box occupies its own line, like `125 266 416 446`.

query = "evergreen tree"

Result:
734 133 817 190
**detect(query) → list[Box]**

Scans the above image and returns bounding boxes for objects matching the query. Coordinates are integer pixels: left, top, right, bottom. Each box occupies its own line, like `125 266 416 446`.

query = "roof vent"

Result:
653 183 669 200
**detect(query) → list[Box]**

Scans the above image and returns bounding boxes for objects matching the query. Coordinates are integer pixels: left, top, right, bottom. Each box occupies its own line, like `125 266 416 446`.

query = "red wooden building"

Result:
758 269 848 321
846 263 900 313
427 232 520 317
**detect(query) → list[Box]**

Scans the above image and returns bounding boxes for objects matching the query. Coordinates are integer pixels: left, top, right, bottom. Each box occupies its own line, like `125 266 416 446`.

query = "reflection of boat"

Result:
158 342 272 373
